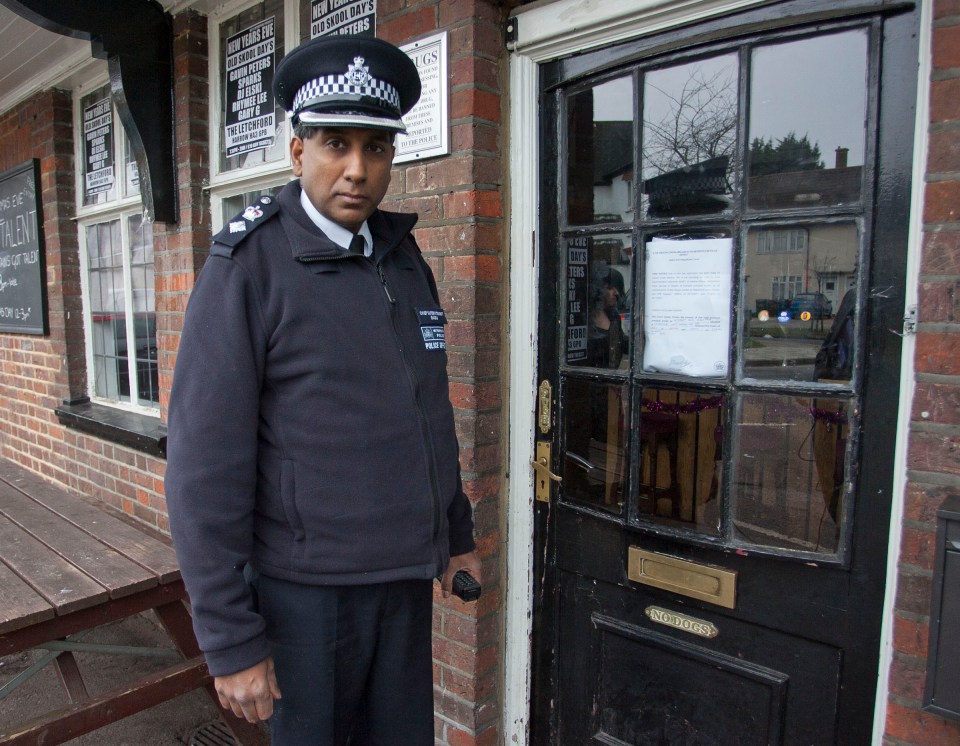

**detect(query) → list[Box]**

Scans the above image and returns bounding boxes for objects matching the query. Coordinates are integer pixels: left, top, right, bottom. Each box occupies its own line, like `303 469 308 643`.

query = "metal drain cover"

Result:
186 720 238 746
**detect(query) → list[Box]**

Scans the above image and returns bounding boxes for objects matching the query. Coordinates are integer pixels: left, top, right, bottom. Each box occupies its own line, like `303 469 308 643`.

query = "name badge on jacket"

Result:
417 308 447 351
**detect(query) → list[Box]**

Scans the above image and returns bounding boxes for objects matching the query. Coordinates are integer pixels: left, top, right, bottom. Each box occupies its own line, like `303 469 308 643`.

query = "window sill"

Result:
55 398 166 459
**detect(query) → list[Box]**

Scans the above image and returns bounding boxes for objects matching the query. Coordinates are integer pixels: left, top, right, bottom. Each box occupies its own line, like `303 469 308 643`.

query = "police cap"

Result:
273 35 421 134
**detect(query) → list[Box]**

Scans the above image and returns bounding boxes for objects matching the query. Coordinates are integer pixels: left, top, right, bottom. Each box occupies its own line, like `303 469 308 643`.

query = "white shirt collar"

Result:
299 187 373 257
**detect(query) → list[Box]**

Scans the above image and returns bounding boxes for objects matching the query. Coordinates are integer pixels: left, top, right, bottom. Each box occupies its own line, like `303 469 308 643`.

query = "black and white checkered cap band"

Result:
292 73 401 115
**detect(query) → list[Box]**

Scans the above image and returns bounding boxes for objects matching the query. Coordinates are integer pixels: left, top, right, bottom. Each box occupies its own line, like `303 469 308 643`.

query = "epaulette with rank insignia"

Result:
210 195 280 257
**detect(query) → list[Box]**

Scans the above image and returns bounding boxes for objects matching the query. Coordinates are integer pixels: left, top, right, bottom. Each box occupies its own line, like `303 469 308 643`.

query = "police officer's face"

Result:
292 127 395 233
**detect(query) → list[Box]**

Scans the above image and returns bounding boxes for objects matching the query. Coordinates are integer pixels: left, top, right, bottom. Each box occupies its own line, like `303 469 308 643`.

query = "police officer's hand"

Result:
214 656 282 723
441 550 482 599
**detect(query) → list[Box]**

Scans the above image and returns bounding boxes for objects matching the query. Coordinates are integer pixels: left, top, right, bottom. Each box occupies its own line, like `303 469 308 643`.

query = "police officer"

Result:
165 35 480 745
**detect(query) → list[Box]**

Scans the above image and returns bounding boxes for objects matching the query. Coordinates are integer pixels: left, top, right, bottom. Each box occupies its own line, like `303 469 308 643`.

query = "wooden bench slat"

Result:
0 558 54 634
0 462 179 583
0 486 157 598
0 515 108 616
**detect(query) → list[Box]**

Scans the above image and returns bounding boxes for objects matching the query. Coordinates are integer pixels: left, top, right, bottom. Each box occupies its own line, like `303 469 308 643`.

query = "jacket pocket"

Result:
279 459 305 547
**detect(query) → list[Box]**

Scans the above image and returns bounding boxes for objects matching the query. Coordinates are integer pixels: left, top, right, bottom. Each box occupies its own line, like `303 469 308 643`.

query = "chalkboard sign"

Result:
0 160 47 335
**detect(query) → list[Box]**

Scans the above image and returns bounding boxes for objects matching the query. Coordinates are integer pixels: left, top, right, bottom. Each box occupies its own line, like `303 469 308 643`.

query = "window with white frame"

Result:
76 83 159 410
209 0 297 232
757 227 807 254
771 275 802 300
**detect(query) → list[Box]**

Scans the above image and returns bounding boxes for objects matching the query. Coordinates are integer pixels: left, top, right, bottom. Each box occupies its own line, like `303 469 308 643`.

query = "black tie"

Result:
349 234 365 256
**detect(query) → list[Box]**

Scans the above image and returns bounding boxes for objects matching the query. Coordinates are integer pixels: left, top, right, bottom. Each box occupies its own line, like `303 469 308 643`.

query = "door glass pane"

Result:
748 30 868 209
635 388 723 536
743 223 858 382
566 76 634 225
564 234 632 369
561 378 630 513
641 54 737 218
733 394 851 555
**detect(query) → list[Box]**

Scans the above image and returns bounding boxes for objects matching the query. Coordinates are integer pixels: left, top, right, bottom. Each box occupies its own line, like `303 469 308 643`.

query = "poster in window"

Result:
225 17 277 157
83 97 114 199
394 32 448 164
642 237 732 377
0 160 47 335
566 237 589 363
310 0 375 37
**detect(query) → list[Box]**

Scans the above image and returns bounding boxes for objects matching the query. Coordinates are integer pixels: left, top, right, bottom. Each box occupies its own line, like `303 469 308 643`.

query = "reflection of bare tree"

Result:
642 64 738 178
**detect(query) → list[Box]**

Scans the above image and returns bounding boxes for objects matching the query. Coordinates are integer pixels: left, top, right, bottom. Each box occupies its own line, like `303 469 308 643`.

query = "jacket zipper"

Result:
375 261 444 568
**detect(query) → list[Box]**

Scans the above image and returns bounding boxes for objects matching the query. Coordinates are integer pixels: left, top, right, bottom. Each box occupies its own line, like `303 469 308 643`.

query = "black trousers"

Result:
253 574 435 746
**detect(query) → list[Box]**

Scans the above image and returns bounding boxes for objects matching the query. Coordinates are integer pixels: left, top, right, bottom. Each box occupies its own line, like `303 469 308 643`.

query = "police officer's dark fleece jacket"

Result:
165 180 475 678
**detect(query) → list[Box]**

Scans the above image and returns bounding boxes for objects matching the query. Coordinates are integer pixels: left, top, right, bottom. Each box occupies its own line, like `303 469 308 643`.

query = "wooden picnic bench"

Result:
0 459 266 745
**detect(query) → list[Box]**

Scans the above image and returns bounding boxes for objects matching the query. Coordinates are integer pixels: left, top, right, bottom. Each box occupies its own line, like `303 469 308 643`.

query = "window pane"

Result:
87 220 126 401
566 76 634 225
123 135 140 197
742 223 858 382
219 0 287 173
748 30 868 209
635 388 723 536
564 234 632 369
641 54 737 218
732 394 850 555
129 215 158 406
222 184 286 224
561 378 630 513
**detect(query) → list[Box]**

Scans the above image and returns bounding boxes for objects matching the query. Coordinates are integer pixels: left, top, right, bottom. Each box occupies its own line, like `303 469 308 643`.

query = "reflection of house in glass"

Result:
642 155 731 217
745 152 862 315
589 121 633 223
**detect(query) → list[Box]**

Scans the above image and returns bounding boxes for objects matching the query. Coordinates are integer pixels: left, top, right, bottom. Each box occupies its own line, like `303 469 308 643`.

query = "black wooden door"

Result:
530 2 919 744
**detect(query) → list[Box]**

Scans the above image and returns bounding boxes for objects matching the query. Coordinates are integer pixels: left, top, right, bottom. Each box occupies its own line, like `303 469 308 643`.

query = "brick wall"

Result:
378 2 506 743
885 0 960 742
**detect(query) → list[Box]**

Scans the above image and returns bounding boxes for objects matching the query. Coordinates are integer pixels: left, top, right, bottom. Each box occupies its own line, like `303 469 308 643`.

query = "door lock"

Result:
531 441 562 502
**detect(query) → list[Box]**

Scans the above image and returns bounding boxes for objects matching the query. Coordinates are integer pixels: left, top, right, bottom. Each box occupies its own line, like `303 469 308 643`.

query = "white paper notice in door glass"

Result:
643 237 732 377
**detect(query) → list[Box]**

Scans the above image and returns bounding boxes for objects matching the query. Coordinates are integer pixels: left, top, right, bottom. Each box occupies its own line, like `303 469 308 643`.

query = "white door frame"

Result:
502 1 928 744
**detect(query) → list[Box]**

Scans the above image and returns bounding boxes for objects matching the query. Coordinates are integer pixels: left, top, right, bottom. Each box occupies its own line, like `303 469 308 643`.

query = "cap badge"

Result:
346 56 370 87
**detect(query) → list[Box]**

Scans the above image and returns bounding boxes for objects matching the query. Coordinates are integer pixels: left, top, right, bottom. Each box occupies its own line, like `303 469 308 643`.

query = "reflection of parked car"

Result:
790 292 833 319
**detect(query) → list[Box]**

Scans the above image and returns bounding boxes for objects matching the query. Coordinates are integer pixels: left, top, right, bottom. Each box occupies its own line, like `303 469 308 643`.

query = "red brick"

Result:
915 331 960 374
889 654 928 701
930 78 960 123
899 525 938 570
925 180 960 223
377 6 437 45
895 569 934 617
918 279 960 322
933 25 960 69
908 430 960 477
928 129 960 174
439 0 501 27
447 381 502 409
904 482 959 524
935 0 960 17
444 254 501 282
450 56 501 92
443 190 502 219
451 88 502 123
922 229 960 273
912 381 960 425
893 614 930 658
886 700 960 744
